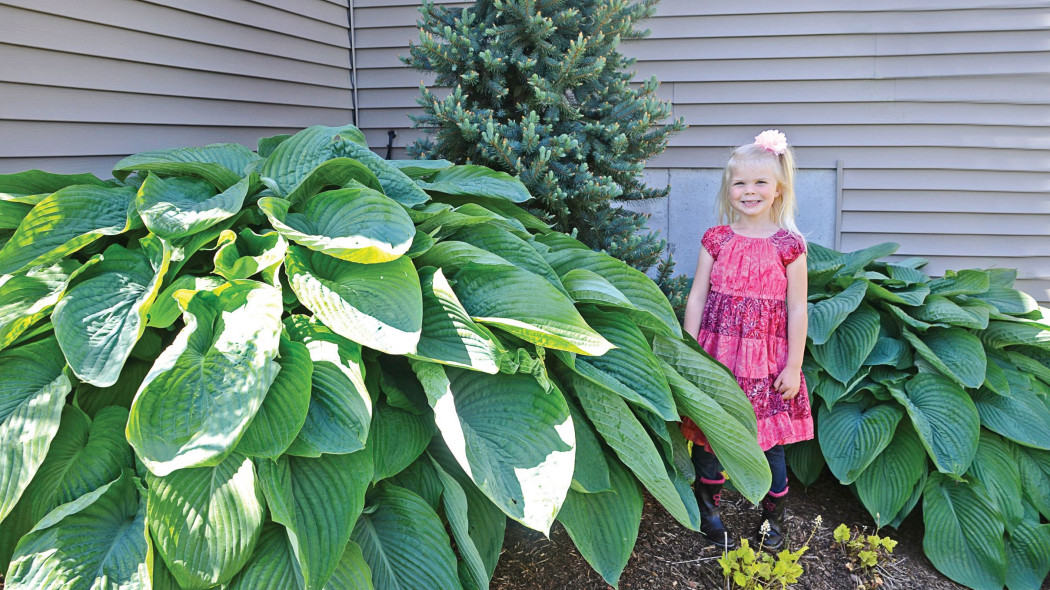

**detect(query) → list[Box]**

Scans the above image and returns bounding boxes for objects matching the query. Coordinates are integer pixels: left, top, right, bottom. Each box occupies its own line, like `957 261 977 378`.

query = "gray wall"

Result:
0 0 356 175
353 1 1050 302
1 1 1047 303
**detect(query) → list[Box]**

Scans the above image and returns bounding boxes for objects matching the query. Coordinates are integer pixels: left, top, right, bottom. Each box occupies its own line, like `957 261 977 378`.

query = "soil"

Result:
491 471 1019 590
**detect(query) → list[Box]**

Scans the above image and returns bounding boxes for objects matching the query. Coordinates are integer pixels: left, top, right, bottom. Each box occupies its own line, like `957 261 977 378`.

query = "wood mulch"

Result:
491 471 1010 590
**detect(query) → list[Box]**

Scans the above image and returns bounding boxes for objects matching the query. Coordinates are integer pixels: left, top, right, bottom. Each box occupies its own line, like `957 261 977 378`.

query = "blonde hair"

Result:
716 141 802 236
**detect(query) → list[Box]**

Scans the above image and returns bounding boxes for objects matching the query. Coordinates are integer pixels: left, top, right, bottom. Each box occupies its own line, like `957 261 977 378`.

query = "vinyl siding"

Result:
1 1 1047 303
351 1 1050 303
0 0 355 174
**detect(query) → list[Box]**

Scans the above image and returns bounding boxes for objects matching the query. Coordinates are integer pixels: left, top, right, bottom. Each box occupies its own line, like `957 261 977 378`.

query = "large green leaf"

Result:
213 228 288 283
135 174 250 239
53 239 170 387
928 269 991 297
412 362 574 533
449 224 567 295
0 405 132 570
429 192 550 233
913 294 988 330
890 374 980 477
860 279 930 307
560 268 634 308
973 286 1040 316
571 375 700 530
0 338 70 523
388 158 452 178
923 473 1007 590
659 359 770 504
258 187 415 264
650 333 758 438
146 274 227 330
1014 445 1050 520
6 470 150 590
415 203 526 240
368 398 433 482
1007 350 1050 388
283 158 383 207
1006 520 1050 590
428 445 507 579
565 397 611 493
969 431 1024 533
260 124 428 206
258 124 366 192
982 321 1050 352
235 336 312 459
813 367 870 410
854 420 926 527
72 359 150 419
818 397 903 484
836 242 899 277
810 303 880 383
147 453 265 589
329 136 430 207
0 259 79 351
902 327 986 389
411 267 505 374
285 245 422 355
536 232 681 337
572 308 676 420
972 387 1050 450
227 524 373 590
450 262 613 356
418 164 531 202
0 199 33 230
283 316 372 457
981 351 1012 396
807 280 867 345
429 455 491 590
415 239 518 273
350 484 460 590
785 437 825 486
0 169 107 197
257 451 373 590
556 453 642 589
113 143 259 189
127 281 283 476
0 185 137 276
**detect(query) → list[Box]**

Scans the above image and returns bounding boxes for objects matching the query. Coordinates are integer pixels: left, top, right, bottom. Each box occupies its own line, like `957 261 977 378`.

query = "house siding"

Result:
351 1 1050 303
1 1 1047 302
0 0 355 174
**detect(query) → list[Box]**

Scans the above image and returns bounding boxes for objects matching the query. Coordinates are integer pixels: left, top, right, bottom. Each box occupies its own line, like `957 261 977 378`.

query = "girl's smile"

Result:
728 168 781 222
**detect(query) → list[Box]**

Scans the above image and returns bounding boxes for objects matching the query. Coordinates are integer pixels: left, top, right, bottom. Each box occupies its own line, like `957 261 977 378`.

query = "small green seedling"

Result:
833 523 899 589
718 516 821 589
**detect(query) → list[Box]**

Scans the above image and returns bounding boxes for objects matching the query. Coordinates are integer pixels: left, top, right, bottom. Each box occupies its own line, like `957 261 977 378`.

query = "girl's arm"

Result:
682 247 714 341
774 253 808 399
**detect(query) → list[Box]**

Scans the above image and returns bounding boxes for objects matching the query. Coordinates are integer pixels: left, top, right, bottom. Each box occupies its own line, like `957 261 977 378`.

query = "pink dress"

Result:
681 225 814 451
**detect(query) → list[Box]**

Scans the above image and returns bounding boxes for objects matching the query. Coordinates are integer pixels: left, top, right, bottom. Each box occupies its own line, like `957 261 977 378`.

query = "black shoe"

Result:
756 490 787 550
696 480 736 549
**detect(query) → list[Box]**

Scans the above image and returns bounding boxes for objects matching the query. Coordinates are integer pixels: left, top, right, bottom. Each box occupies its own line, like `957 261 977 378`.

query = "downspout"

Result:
346 0 360 127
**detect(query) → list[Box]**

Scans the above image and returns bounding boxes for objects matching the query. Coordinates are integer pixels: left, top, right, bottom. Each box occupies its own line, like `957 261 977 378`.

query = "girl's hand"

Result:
774 368 801 400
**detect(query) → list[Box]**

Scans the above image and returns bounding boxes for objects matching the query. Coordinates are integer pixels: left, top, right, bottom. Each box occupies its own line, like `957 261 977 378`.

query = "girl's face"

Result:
728 164 781 222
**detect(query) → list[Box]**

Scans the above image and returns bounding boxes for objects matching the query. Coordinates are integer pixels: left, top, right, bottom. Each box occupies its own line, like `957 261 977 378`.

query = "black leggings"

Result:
692 444 788 495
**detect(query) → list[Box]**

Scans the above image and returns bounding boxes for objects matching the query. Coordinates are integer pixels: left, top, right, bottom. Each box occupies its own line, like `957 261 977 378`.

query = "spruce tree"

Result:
404 0 688 313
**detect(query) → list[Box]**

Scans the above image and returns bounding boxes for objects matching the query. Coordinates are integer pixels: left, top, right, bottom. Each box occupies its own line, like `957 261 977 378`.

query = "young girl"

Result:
681 129 813 550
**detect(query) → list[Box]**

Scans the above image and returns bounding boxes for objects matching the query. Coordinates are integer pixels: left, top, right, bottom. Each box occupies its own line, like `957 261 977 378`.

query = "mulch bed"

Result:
492 471 986 590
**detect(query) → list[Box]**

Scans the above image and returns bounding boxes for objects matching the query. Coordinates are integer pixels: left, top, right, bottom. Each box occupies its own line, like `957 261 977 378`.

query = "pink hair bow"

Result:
754 129 788 155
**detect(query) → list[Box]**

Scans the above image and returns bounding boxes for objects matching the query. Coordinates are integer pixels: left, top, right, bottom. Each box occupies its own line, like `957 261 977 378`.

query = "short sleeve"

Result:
773 232 807 266
701 225 732 259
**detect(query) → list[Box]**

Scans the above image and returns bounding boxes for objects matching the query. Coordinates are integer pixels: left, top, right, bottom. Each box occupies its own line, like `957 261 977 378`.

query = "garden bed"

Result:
492 471 981 590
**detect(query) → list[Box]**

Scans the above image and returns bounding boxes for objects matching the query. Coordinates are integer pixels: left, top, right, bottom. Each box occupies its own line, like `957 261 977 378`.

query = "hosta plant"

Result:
0 123 771 590
791 242 1050 590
